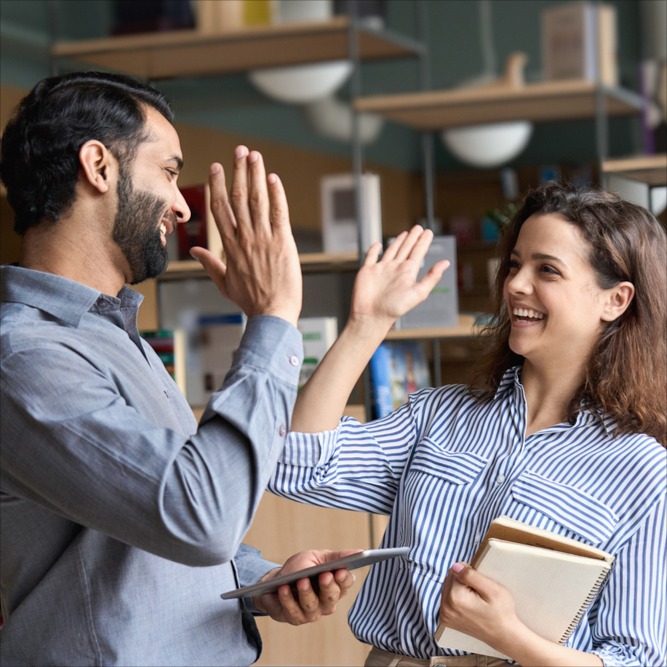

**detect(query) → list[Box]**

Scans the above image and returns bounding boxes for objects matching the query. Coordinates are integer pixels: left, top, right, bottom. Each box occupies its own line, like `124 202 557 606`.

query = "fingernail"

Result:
451 562 465 574
235 145 247 159
248 151 259 163
209 163 221 174
267 173 278 184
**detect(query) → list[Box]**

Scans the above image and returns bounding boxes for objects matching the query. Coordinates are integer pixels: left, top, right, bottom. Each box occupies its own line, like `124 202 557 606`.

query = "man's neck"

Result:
20 218 128 296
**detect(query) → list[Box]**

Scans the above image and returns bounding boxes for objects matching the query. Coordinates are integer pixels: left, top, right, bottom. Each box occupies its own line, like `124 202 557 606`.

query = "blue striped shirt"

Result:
270 367 667 665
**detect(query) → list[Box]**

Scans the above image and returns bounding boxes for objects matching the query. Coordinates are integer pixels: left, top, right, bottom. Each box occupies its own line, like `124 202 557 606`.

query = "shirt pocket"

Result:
409 437 488 484
400 439 489 575
510 470 618 545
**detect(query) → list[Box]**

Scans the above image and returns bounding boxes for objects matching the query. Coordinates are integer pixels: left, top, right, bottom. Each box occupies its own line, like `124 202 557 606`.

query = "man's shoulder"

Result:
1 265 99 329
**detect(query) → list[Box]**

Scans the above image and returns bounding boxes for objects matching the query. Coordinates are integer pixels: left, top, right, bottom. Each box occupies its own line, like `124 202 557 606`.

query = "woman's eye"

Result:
541 264 559 275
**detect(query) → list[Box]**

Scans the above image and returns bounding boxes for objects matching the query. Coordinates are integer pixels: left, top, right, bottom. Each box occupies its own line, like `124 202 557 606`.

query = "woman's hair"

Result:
0 70 174 234
471 181 667 445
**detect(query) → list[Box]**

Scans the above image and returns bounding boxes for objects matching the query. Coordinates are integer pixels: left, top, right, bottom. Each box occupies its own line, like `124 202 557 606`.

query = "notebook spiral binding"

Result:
559 567 613 643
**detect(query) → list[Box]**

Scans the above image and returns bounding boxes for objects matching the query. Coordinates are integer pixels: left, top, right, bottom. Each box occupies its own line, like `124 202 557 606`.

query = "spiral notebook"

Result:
435 516 614 659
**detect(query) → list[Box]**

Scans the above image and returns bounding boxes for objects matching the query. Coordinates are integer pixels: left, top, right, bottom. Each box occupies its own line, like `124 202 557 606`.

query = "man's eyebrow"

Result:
167 155 184 171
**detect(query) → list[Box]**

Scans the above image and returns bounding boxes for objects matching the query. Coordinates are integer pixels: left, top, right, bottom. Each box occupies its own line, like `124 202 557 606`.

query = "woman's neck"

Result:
520 361 585 436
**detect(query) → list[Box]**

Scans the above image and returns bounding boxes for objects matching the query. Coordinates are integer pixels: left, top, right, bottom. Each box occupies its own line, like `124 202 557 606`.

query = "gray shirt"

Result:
0 264 303 666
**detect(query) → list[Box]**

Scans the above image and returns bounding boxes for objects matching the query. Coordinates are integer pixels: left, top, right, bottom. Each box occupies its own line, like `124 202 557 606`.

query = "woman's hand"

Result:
349 226 450 336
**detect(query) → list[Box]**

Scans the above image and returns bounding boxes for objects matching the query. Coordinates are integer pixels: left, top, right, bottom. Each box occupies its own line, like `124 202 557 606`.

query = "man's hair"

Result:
0 71 174 235
471 181 667 445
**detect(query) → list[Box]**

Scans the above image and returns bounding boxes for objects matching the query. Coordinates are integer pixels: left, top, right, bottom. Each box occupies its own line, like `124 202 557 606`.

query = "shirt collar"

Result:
495 363 611 433
1 265 143 327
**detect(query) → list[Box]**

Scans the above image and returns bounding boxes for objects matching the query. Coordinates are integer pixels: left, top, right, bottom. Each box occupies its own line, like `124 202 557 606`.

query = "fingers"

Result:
381 230 409 261
208 162 234 241
267 172 290 234
380 226 435 267
362 241 383 267
265 569 353 626
246 150 270 236
229 146 251 233
394 225 430 262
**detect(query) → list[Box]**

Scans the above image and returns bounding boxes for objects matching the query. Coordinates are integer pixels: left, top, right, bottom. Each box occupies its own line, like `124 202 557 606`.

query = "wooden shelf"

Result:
385 313 479 340
354 80 643 130
159 251 359 280
51 17 423 80
602 154 667 186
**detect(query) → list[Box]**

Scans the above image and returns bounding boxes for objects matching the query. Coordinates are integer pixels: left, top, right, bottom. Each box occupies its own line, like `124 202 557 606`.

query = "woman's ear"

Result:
601 281 635 322
79 140 114 194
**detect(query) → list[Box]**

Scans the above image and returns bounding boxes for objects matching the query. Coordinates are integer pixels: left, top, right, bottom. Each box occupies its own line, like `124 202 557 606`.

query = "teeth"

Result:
513 308 544 320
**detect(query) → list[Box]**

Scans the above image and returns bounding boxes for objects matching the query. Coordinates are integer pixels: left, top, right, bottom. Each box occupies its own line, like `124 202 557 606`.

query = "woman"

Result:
270 182 666 666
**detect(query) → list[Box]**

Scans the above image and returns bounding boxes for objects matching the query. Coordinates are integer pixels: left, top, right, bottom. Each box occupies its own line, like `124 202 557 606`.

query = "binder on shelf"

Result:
394 235 458 329
541 2 618 86
187 312 247 407
321 173 382 254
436 516 614 659
297 316 338 390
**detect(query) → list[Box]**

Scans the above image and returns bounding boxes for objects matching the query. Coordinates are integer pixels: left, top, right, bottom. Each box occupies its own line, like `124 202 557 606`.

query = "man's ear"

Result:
601 281 635 322
79 140 115 194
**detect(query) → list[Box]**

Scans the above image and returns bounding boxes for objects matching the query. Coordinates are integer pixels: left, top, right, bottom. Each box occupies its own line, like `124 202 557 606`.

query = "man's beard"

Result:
112 164 170 285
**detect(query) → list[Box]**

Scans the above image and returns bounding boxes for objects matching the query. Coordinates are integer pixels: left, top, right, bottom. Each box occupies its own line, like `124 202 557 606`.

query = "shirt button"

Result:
279 425 287 437
289 355 299 367
496 474 505 484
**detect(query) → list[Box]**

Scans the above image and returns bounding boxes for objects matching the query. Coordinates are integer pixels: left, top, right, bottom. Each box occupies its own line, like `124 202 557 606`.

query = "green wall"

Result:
0 0 644 171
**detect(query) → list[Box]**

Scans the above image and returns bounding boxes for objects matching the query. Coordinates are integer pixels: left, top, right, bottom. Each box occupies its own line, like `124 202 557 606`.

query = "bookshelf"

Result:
160 252 360 280
354 80 644 129
51 17 424 79
601 154 667 186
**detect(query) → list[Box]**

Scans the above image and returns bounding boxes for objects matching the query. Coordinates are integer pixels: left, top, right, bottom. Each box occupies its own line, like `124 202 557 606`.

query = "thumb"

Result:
190 246 228 295
450 562 495 601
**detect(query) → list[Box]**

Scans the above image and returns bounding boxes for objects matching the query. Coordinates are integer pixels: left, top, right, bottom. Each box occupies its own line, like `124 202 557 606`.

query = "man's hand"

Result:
253 549 358 625
190 146 302 327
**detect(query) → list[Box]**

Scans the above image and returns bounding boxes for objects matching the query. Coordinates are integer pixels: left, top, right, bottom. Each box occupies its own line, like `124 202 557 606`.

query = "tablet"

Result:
220 547 409 600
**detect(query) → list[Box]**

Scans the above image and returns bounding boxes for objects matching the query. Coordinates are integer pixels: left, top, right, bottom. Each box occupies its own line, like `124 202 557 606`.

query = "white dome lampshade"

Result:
442 121 533 168
303 94 384 143
248 61 353 105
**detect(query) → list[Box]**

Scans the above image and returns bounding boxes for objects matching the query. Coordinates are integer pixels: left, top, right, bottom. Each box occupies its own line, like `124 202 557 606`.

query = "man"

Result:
0 70 354 666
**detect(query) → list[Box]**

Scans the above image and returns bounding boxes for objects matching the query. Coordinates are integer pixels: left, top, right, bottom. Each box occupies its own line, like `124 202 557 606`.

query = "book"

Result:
187 312 246 407
176 184 208 260
369 341 431 419
435 516 615 659
393 235 458 329
142 329 187 396
297 316 338 390
541 2 618 86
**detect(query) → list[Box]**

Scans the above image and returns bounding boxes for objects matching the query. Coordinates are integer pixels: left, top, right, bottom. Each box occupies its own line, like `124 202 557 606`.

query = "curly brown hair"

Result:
471 181 667 446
